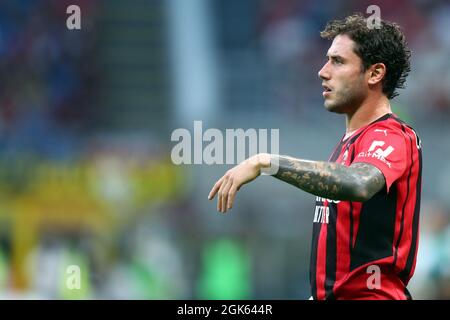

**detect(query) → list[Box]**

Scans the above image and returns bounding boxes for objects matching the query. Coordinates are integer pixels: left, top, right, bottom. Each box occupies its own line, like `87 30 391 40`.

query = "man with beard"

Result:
208 14 422 300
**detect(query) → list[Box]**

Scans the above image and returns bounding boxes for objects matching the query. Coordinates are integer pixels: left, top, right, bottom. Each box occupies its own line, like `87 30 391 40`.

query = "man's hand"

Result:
208 153 271 213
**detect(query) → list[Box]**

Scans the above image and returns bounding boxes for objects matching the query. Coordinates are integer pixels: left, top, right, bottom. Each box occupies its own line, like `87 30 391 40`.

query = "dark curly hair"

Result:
320 13 411 99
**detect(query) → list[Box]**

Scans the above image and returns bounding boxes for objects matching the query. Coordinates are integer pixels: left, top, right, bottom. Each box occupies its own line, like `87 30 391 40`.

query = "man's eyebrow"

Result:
326 54 345 60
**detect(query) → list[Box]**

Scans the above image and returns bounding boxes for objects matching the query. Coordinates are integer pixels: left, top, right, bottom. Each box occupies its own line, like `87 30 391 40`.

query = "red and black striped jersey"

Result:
310 113 422 300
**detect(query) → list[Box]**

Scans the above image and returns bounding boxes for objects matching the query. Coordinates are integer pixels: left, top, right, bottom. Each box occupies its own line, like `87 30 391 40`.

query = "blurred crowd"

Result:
0 0 449 299
0 0 99 160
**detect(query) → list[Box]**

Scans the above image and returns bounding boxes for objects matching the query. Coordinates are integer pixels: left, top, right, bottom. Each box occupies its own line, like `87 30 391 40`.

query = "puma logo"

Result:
374 129 387 136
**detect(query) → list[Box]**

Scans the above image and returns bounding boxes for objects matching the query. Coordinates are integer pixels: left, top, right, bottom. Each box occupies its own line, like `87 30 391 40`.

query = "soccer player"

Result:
208 14 422 300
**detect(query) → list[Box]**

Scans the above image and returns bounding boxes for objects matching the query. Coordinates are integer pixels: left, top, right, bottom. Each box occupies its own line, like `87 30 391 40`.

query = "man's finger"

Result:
208 178 223 200
217 177 228 212
227 185 238 209
221 178 234 213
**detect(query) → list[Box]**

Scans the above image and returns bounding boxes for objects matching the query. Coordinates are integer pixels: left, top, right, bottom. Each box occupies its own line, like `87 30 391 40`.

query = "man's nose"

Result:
318 62 330 80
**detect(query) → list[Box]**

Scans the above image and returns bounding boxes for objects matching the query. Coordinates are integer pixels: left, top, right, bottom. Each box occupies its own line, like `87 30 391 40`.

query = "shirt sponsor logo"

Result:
358 140 394 168
315 196 340 204
313 197 339 224
313 205 329 224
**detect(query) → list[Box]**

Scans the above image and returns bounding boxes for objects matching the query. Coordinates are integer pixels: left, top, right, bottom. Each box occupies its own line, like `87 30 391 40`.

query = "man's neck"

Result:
345 95 392 132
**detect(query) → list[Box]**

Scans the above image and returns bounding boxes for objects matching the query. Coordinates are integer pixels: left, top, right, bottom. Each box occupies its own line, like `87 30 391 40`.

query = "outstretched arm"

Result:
208 153 385 213
272 155 385 201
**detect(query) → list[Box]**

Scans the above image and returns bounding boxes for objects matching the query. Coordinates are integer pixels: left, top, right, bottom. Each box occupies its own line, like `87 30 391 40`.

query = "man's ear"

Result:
368 63 386 85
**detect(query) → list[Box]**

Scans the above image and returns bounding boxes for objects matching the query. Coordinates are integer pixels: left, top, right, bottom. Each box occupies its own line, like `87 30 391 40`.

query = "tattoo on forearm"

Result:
272 156 385 201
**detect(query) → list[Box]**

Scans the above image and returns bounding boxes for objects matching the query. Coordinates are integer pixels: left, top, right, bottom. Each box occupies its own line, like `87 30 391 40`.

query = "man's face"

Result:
318 34 368 114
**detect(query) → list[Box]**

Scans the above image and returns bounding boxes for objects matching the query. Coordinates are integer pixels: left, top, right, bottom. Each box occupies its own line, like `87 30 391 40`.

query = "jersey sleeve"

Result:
351 127 407 193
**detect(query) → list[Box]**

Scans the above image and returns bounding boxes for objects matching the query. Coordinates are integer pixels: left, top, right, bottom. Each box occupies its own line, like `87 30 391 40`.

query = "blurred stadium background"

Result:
0 0 449 299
